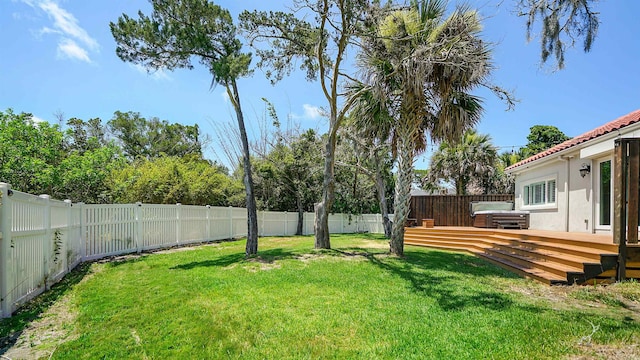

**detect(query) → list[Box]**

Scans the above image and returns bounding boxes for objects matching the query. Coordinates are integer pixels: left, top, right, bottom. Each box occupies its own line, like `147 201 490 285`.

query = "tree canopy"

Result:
108 111 203 160
518 0 599 69
520 124 571 158
427 130 501 195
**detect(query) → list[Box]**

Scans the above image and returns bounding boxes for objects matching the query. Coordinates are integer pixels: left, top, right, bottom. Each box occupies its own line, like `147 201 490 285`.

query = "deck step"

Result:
485 248 584 280
404 227 621 285
476 253 568 285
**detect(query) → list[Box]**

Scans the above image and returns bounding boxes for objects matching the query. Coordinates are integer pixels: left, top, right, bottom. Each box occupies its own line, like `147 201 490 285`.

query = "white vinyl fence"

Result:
0 183 388 317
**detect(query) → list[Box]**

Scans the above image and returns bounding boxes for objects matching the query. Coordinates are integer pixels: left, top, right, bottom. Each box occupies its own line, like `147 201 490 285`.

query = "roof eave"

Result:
506 119 640 175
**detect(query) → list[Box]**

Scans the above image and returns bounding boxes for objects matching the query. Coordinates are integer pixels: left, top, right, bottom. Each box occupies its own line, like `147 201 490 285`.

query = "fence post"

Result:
76 203 88 262
260 211 265 237
283 211 287 236
135 202 143 253
228 206 233 239
206 205 211 241
78 203 86 261
39 194 52 290
176 203 182 245
64 200 72 272
0 183 14 317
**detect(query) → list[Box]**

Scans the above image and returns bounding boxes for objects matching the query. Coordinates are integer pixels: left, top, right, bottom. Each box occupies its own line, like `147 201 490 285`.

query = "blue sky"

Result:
1 0 639 169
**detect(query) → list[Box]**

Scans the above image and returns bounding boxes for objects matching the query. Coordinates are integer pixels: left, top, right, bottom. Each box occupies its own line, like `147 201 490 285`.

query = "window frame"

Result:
521 177 558 210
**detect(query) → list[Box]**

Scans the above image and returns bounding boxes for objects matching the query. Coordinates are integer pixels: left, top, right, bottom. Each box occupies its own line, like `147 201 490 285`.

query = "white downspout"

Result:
559 155 574 232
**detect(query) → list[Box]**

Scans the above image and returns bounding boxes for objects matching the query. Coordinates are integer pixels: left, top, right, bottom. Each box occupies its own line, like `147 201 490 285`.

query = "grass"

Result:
1 234 639 359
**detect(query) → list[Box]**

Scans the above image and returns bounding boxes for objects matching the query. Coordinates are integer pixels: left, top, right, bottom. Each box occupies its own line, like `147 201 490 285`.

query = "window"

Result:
523 179 557 207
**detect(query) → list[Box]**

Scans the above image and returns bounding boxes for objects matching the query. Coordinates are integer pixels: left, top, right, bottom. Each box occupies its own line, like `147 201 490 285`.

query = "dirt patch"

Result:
507 282 640 317
96 253 148 264
359 240 389 249
2 292 78 360
155 246 197 254
296 253 328 263
245 256 282 271
568 343 640 360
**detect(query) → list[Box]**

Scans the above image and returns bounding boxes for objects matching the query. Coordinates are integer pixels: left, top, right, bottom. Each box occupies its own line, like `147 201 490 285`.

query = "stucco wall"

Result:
513 149 599 233
513 157 567 231
567 157 593 232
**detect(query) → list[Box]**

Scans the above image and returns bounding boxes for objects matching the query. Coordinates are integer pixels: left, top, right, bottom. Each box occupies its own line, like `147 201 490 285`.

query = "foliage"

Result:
7 235 637 359
108 111 203 160
111 0 259 255
333 134 394 216
65 117 108 154
110 155 242 206
252 129 323 213
0 109 66 195
518 0 599 69
0 108 244 205
520 124 571 158
427 130 500 195
58 144 126 203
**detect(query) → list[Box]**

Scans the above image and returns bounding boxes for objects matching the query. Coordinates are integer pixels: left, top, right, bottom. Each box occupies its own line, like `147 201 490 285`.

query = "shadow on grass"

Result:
170 248 302 270
368 251 517 311
0 262 92 354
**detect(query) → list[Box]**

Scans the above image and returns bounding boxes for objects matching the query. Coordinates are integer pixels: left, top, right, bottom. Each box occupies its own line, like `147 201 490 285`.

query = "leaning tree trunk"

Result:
296 192 304 236
314 128 338 249
229 80 259 256
390 123 417 256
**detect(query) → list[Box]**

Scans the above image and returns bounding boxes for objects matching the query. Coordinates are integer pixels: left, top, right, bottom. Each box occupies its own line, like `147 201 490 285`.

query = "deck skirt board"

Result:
404 227 622 285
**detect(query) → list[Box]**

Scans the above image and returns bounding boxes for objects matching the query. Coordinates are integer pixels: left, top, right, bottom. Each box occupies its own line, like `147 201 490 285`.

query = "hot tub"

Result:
470 201 530 229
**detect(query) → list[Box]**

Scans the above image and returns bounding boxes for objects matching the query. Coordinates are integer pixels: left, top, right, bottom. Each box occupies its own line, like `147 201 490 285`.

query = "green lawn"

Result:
2 234 639 359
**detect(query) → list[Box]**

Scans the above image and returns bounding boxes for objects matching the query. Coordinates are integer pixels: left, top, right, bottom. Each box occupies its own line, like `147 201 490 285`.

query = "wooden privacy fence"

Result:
410 194 515 227
0 182 388 318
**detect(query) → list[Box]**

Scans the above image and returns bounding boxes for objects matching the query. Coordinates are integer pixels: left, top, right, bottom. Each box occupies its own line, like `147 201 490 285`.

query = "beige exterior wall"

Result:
513 149 598 233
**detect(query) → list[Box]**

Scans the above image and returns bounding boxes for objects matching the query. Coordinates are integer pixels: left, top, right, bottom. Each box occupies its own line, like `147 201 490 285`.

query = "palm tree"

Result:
428 129 498 195
353 0 491 255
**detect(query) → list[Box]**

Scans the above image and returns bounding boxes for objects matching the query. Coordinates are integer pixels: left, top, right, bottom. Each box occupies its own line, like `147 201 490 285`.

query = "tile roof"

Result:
506 109 640 171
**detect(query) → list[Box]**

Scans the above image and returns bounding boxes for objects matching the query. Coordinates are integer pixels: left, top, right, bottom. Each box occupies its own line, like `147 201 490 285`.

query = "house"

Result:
505 109 640 234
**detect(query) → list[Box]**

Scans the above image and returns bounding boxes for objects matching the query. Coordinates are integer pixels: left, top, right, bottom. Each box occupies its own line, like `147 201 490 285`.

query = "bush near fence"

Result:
0 183 388 318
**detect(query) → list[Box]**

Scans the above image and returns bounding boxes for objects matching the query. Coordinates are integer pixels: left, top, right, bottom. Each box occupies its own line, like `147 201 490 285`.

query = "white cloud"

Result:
30 115 46 124
20 0 99 62
292 104 325 120
130 64 173 81
39 26 62 36
57 38 91 62
37 0 98 51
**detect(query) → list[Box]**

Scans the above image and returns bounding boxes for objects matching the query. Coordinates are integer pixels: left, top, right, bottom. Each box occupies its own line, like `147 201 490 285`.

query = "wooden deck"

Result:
404 226 640 285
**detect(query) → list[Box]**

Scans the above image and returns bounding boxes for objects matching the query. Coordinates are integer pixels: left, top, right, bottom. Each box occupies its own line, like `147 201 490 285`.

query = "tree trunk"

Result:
314 129 337 249
229 80 259 256
296 192 304 236
373 151 392 238
390 123 416 256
